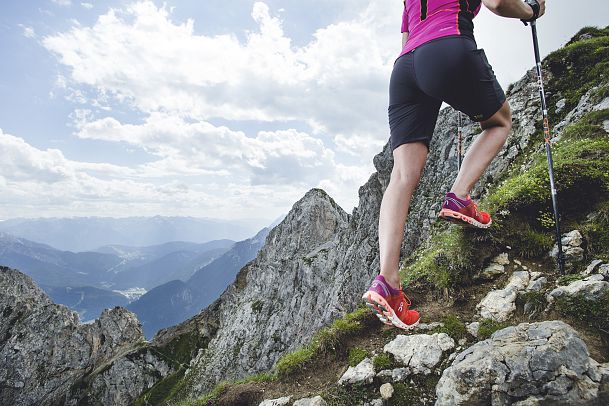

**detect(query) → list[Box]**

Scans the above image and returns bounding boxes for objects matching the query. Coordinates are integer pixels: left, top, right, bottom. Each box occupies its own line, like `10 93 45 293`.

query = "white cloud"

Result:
81 2 93 9
0 128 309 220
52 0 71 6
74 112 337 186
19 24 36 38
42 0 401 139
31 1 408 218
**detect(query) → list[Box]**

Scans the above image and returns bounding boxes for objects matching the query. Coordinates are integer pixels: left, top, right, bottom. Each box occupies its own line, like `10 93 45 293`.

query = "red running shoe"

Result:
438 192 492 229
362 275 420 330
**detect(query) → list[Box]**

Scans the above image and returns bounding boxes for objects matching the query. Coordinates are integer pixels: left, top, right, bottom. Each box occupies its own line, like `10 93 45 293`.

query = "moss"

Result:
372 353 394 372
434 314 467 341
477 319 509 340
400 226 475 289
544 27 609 121
347 347 368 367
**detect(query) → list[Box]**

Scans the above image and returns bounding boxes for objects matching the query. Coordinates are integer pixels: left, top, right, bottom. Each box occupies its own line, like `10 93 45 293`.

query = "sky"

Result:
0 0 607 222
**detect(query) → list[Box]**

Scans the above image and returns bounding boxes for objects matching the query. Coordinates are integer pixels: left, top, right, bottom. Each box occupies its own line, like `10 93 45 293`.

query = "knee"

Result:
482 101 512 134
390 166 423 189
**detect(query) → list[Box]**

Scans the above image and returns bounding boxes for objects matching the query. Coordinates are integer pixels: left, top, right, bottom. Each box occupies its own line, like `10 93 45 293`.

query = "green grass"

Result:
433 314 467 341
581 201 609 262
348 347 368 367
544 26 609 122
373 353 394 372
477 319 509 341
557 274 586 286
554 291 609 353
400 226 476 290
275 306 370 377
322 385 370 406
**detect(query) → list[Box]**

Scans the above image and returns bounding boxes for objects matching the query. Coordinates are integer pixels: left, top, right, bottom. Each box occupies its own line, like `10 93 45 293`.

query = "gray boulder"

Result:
547 274 609 303
435 320 606 405
337 357 375 385
384 333 455 375
550 230 585 271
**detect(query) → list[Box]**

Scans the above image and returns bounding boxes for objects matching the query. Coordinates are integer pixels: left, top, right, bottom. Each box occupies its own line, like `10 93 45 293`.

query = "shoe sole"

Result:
438 208 492 229
362 291 420 331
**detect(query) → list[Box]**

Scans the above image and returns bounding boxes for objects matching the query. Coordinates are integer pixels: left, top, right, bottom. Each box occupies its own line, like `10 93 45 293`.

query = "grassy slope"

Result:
135 26 609 406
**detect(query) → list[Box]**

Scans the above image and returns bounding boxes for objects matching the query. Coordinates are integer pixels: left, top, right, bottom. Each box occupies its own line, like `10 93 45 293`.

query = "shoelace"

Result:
399 290 412 307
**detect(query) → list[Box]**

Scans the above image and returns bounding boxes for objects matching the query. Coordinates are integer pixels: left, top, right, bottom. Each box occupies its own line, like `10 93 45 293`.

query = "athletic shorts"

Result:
388 35 506 152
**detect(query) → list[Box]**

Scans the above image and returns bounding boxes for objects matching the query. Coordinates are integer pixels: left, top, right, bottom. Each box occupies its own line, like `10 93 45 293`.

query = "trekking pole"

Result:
457 111 463 171
529 20 565 274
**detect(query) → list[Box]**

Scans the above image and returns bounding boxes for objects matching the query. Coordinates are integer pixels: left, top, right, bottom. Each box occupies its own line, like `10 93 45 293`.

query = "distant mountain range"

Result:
0 233 235 321
0 216 270 251
0 214 285 332
127 226 272 339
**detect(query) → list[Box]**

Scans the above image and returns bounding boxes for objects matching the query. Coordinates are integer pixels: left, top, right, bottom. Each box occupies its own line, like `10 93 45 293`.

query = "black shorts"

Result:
388 35 506 152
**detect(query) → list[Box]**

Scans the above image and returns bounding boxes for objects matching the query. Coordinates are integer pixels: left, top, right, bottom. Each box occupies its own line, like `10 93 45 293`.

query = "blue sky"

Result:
1 0 607 222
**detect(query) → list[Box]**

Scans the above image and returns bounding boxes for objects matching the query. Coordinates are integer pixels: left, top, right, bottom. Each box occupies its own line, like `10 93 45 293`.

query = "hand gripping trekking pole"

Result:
529 20 566 274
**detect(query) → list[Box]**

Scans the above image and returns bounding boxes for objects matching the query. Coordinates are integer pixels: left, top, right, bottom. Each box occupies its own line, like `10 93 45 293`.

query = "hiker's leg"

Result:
379 142 429 290
450 100 512 198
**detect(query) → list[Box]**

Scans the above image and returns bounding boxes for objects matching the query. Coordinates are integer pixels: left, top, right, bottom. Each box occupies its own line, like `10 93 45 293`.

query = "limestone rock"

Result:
550 230 585 270
466 322 480 338
600 264 609 279
555 98 566 113
583 259 604 276
380 383 394 400
0 267 168 406
479 253 510 279
338 357 375 385
547 274 609 303
293 395 327 406
384 333 455 375
477 271 530 322
259 396 292 406
435 321 605 405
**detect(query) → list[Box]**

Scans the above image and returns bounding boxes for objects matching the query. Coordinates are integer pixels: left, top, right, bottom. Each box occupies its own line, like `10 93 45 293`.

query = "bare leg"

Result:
451 101 512 198
378 142 429 290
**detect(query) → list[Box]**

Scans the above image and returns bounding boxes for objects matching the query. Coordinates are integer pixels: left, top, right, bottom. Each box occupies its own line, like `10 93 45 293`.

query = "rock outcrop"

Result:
435 321 608 405
0 266 173 406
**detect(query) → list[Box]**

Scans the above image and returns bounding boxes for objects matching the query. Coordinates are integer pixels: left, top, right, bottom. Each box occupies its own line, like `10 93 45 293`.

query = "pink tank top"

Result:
400 0 482 57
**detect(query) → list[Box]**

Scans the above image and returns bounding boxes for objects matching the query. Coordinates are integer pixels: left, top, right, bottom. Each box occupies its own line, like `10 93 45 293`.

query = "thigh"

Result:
388 53 442 152
414 36 506 123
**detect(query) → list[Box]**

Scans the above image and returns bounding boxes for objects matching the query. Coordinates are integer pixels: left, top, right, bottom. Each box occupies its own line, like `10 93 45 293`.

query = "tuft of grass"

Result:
477 319 509 341
581 201 609 262
400 226 475 290
274 306 369 377
373 353 394 372
557 274 586 286
555 291 609 334
322 385 370 406
433 314 467 341
347 347 368 367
